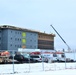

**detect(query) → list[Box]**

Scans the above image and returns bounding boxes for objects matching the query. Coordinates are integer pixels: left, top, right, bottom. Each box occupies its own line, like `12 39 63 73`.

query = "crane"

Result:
50 25 71 51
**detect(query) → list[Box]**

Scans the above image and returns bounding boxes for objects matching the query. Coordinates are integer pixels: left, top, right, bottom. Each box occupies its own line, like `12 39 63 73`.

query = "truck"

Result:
41 51 76 62
57 51 76 62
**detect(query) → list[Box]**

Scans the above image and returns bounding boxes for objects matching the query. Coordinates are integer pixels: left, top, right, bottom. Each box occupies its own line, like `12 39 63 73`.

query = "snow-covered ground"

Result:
0 62 76 75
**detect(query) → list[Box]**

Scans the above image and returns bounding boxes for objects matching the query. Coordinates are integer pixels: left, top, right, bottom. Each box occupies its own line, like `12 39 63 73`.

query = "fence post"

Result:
29 55 30 72
12 50 15 74
64 51 66 69
41 51 44 71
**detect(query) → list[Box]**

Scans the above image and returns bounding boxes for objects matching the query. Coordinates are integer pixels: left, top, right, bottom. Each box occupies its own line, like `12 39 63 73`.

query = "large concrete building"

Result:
0 25 55 51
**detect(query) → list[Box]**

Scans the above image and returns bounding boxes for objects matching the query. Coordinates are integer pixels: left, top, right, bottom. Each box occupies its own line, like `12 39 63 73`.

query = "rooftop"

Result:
0 25 55 37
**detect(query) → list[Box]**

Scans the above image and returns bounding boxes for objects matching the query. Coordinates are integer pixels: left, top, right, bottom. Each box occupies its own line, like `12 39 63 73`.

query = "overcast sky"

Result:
0 0 76 50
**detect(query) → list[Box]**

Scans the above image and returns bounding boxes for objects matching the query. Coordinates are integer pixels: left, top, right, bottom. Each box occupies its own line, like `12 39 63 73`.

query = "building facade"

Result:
38 32 55 50
0 25 55 51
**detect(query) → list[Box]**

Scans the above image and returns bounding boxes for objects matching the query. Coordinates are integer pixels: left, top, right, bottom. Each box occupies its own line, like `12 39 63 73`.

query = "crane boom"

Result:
50 25 71 51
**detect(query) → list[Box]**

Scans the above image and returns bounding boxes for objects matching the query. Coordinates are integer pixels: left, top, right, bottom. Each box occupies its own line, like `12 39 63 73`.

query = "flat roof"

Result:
0 25 55 37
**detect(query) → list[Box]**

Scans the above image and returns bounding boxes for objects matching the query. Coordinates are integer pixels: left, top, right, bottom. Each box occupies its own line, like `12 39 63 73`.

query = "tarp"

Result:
1 51 10 56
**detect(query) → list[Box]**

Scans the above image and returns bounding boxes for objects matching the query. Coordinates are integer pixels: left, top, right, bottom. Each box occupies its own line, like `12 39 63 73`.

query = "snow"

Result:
0 62 76 75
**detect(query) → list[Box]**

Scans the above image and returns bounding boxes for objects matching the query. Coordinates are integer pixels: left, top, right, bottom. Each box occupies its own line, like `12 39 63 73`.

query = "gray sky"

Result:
0 0 76 50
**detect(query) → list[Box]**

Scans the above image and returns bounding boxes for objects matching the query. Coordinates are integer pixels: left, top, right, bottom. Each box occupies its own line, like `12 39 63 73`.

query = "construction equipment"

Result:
0 51 10 64
50 25 71 51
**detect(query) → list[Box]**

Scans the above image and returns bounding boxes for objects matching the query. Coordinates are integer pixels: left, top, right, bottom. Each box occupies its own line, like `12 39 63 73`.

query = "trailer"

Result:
41 51 76 62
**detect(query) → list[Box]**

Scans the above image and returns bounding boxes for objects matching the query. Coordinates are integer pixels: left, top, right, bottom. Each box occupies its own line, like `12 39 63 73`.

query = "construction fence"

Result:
0 50 76 74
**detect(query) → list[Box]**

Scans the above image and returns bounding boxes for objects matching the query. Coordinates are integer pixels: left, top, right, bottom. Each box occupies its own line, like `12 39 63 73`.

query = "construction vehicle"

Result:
0 51 10 64
50 25 76 62
50 25 71 51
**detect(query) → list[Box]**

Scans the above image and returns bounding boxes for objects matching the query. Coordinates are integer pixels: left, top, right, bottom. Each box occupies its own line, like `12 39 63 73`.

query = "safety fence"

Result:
0 62 76 74
0 50 76 74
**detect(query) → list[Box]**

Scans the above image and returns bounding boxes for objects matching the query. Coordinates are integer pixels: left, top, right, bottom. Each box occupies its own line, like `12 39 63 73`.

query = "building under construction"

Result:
0 25 55 51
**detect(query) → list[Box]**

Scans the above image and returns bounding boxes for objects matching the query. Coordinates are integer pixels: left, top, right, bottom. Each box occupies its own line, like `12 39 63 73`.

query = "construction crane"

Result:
50 25 71 51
